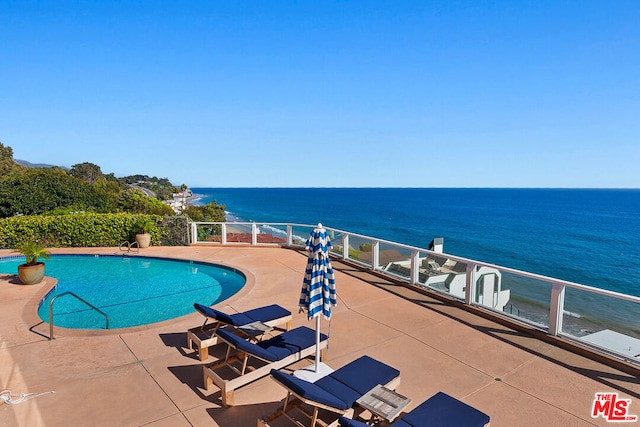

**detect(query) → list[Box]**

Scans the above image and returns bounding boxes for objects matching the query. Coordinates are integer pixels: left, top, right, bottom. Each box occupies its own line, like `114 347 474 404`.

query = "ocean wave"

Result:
563 310 582 318
225 211 243 223
260 224 286 236
188 194 205 205
258 223 310 243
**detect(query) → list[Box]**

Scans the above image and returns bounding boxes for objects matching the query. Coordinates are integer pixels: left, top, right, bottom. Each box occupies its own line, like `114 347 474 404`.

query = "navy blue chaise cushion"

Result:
270 355 400 411
338 391 490 427
193 303 290 326
216 326 326 362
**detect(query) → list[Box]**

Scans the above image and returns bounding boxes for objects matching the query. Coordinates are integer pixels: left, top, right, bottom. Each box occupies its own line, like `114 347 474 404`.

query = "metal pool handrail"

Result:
49 292 109 339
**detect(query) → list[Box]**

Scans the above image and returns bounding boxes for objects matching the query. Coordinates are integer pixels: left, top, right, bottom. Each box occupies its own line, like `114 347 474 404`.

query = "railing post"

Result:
372 240 380 271
465 263 475 305
221 223 227 244
342 234 350 260
549 281 566 336
190 222 198 244
410 250 420 284
251 223 258 245
287 225 293 245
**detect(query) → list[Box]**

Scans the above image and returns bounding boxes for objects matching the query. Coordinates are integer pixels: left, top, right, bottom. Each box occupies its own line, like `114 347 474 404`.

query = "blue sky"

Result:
1 1 639 188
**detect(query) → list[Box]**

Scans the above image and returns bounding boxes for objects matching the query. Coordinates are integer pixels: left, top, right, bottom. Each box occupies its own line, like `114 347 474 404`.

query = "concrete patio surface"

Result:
1 245 639 426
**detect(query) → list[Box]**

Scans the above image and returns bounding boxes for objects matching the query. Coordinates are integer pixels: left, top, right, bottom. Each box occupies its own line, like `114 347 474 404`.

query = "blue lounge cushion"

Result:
193 303 253 325
243 304 291 323
312 356 398 408
312 376 364 410
271 369 350 410
272 355 400 413
401 391 490 427
337 417 412 427
338 391 490 427
320 355 399 396
216 326 326 362
193 303 291 326
258 327 326 361
337 417 368 427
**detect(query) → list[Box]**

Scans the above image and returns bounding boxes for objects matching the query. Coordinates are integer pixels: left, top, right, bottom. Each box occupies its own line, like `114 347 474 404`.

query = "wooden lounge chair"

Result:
338 391 491 427
188 303 292 360
258 355 401 427
203 326 327 407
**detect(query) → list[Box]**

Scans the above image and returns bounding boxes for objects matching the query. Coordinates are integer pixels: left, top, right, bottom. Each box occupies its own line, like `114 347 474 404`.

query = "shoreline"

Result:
505 294 640 339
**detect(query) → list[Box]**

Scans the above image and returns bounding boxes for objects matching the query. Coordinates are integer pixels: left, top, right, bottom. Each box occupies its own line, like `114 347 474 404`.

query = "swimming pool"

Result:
0 255 246 330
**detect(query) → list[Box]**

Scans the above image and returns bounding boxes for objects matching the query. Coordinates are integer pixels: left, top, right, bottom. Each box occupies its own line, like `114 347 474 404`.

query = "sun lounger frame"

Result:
258 367 400 427
187 305 292 361
204 328 328 407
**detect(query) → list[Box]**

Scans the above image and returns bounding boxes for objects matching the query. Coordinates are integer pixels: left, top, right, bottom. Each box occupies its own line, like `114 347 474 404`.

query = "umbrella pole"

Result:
315 315 321 372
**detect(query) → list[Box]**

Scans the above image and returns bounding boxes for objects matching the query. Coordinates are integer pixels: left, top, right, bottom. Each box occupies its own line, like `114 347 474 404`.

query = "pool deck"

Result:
1 245 639 426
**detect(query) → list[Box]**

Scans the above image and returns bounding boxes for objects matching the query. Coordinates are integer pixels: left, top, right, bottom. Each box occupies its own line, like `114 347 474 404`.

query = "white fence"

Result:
190 221 640 365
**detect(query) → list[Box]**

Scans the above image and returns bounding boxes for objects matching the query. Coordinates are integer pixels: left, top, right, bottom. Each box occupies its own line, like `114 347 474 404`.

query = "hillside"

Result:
0 142 180 217
15 159 68 169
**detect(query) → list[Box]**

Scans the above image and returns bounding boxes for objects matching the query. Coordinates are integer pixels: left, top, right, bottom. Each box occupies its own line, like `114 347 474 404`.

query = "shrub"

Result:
359 243 372 252
0 168 108 217
117 188 175 215
0 213 188 248
158 216 189 246
182 201 226 222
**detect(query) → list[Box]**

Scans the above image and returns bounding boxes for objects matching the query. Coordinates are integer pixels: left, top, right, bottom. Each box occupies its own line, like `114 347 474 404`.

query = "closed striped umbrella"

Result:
299 223 337 372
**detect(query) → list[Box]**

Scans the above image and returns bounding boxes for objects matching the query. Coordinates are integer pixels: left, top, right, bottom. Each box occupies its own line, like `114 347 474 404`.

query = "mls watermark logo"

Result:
592 392 637 422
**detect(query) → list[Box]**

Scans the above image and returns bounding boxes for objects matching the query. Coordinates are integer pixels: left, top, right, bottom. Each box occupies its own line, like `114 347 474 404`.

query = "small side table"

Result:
355 384 411 423
187 322 220 361
237 321 273 341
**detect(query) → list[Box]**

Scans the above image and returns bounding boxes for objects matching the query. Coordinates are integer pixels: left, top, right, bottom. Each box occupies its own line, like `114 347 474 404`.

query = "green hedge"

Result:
0 213 189 249
158 216 189 246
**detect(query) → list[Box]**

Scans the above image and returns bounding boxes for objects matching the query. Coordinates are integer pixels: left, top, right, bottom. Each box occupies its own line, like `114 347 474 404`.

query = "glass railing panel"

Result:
346 235 374 268
327 229 344 257
500 271 552 330
256 223 288 244
225 222 253 243
377 243 412 279
415 253 468 300
290 225 314 247
288 226 343 250
561 287 640 360
195 223 222 243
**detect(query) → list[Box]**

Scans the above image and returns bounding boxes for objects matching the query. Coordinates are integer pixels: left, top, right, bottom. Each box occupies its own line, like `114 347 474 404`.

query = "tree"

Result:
0 142 22 176
0 143 180 218
182 201 226 222
182 201 226 242
0 167 108 217
70 162 103 184
117 188 175 215
93 175 127 212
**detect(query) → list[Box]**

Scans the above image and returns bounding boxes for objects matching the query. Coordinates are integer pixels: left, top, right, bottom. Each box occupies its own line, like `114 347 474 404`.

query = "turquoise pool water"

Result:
0 255 246 330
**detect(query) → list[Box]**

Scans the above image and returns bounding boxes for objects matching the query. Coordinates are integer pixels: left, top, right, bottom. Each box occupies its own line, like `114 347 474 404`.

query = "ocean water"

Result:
192 188 640 335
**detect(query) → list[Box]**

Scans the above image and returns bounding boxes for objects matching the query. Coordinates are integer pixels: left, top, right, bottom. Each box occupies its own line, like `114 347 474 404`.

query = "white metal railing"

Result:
189 221 640 364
